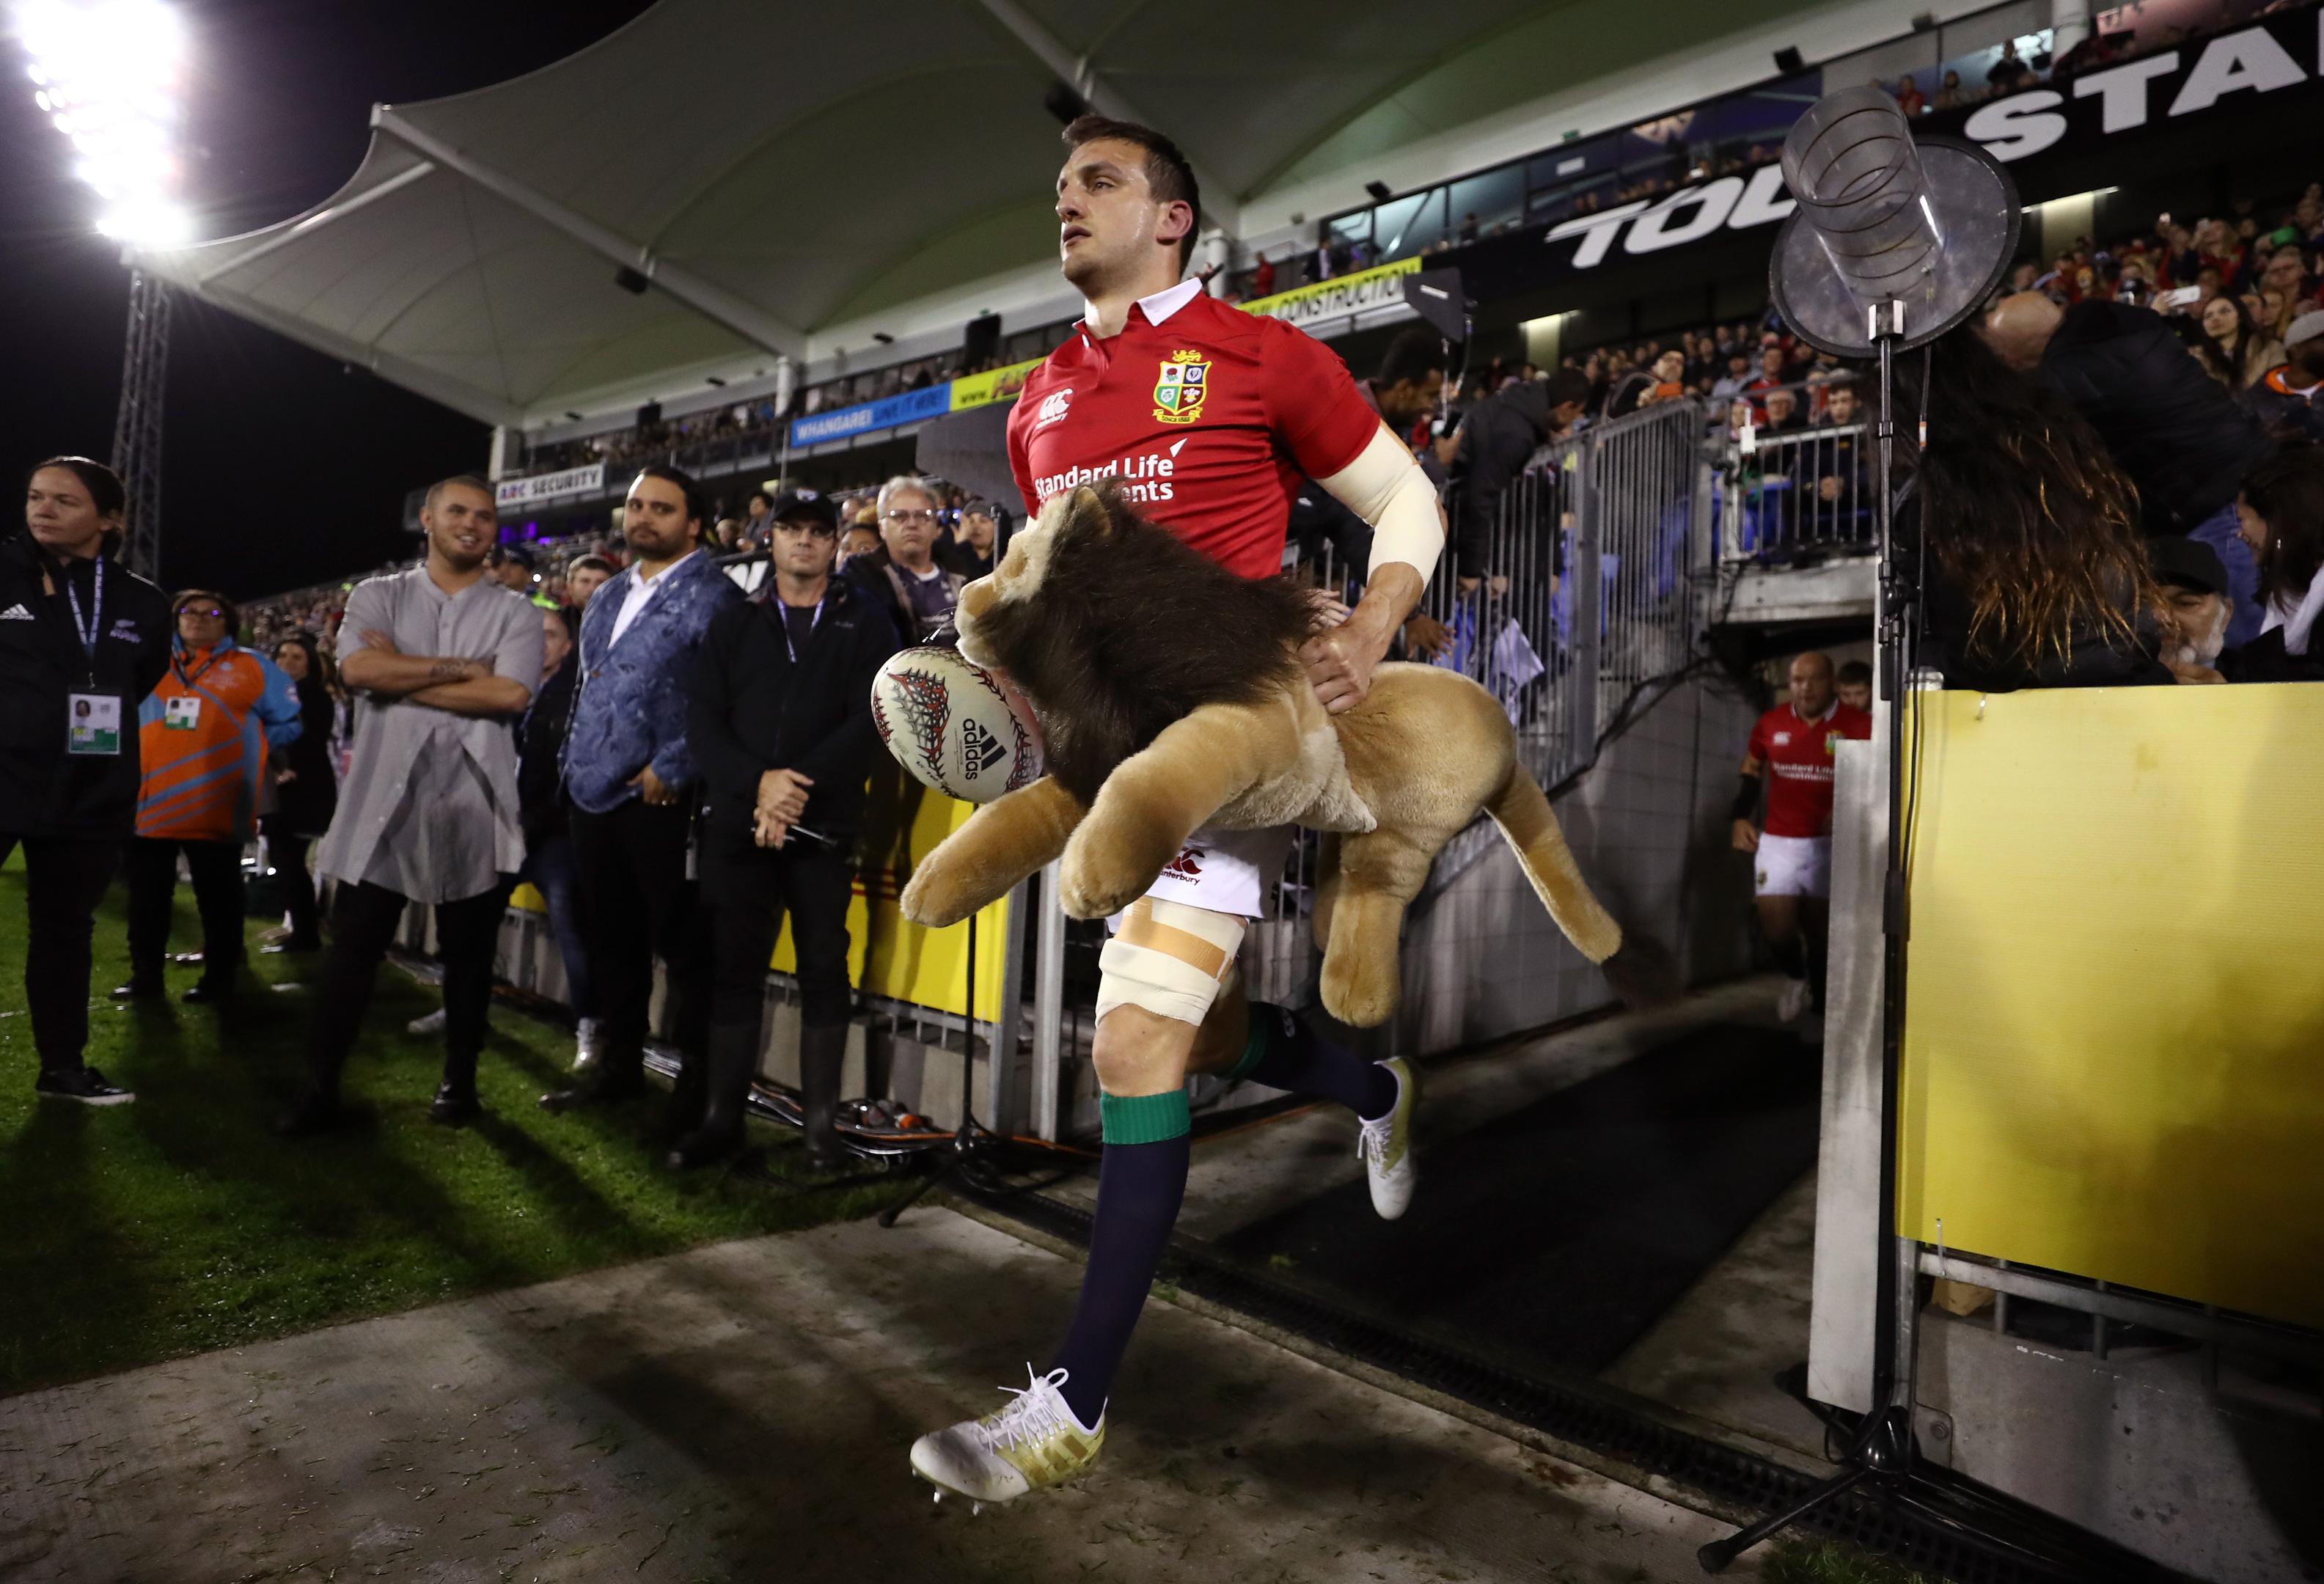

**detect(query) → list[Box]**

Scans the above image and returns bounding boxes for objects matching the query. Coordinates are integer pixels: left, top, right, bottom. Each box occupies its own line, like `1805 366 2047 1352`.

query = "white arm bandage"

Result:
1319 424 1446 589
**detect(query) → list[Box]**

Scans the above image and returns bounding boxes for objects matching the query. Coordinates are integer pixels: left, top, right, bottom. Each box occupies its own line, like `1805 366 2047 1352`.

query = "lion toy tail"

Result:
1484 762 1683 1011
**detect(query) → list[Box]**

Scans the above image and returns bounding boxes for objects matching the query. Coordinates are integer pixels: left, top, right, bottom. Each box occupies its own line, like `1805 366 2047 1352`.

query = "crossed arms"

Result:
342 630 532 716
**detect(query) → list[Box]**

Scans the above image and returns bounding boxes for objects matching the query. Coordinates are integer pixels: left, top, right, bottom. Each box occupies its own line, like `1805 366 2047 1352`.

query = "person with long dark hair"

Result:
1 458 172 1102
261 631 339 953
2228 444 2324 679
1905 325 2173 690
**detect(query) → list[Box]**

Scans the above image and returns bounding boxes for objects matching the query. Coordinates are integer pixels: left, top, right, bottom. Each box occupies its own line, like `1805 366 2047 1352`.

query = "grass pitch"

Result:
0 851 895 1396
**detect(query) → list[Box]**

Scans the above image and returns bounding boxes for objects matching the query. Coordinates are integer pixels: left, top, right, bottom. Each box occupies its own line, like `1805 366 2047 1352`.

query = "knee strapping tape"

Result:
1096 897 1248 1026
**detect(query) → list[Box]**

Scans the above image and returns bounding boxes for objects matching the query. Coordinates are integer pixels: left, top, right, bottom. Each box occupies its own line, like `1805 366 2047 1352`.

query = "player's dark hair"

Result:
632 463 708 540
2239 443 2324 605
1836 659 1873 686
1376 326 1448 391
1062 114 1201 272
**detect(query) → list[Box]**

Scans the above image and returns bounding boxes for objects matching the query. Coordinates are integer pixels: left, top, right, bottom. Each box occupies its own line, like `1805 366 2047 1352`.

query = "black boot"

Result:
799 1022 851 1173
539 1042 645 1112
661 1047 709 1143
431 1048 482 1125
667 1024 759 1170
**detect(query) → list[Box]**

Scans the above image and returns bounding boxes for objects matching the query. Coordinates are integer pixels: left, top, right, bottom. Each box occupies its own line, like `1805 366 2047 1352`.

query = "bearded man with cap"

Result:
2149 535 2233 683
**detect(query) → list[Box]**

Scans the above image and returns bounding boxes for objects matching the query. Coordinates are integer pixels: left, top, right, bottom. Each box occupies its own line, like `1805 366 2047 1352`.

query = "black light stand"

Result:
1698 298 1918 1570
879 904 1016 1227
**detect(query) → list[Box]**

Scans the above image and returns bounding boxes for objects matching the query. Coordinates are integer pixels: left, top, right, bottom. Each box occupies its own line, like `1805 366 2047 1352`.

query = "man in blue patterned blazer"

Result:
542 464 742 1118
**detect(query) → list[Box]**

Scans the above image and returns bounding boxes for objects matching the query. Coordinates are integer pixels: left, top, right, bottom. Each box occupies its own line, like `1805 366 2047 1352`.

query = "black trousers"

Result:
304 879 507 1099
262 818 320 945
127 835 246 987
571 800 711 1060
0 834 120 1075
704 834 856 1032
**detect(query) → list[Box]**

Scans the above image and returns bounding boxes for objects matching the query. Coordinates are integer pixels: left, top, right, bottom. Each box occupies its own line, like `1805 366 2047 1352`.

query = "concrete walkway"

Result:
0 1206 1765 1583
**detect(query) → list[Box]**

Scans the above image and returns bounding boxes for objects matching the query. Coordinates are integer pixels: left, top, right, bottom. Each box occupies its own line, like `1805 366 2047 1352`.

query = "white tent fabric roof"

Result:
132 0 1838 429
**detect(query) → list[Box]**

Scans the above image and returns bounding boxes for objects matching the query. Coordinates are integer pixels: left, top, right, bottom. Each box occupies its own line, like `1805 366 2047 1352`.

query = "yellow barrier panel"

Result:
769 791 1009 1018
1899 686 2324 1328
508 795 1009 1018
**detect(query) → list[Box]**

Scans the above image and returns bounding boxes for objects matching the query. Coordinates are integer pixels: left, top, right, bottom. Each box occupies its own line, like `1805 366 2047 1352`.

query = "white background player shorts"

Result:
1129 825 1294 921
1753 832 1832 898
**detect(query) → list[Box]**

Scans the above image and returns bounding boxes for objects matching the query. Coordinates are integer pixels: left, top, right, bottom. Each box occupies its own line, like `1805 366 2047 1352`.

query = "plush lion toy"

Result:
897 482 1675 1027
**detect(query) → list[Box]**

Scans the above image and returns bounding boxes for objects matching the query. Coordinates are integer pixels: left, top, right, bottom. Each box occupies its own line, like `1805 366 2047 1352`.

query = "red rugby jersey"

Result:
1007 279 1383 579
1746 699 1872 838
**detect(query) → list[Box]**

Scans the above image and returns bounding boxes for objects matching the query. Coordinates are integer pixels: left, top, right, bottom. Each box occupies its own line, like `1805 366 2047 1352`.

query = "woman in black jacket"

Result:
1 458 172 1104
260 632 340 952
678 499 901 1170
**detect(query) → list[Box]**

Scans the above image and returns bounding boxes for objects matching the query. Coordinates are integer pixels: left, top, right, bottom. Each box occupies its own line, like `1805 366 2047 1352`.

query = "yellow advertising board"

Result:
947 358 1042 413
1240 255 1423 330
1898 685 2324 1327
509 787 1010 1022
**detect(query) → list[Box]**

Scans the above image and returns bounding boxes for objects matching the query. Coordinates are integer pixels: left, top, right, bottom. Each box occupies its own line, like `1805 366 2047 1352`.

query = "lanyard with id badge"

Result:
63 557 120 756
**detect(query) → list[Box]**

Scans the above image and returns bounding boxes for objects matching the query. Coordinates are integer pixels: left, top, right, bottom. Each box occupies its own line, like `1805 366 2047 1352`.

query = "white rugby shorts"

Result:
1136 824 1294 921
1753 832 1832 898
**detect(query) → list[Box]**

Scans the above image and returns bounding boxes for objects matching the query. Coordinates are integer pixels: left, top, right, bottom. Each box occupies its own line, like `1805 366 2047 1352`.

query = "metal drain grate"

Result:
970 1185 2182 1584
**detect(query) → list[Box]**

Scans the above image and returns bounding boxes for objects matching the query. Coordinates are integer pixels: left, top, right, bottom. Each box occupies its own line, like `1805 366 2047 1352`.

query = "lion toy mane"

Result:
897 482 1676 1026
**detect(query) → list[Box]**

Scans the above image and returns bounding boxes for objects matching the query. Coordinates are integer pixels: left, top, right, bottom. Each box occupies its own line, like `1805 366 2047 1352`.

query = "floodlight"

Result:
12 0 191 245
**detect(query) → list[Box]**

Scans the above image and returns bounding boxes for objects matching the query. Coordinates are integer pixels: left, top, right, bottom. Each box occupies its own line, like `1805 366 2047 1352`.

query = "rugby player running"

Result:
909 117 1447 1505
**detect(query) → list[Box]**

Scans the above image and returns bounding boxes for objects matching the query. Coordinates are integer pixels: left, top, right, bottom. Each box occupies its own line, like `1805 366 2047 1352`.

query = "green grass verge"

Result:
0 853 901 1397
1763 1539 1936 1584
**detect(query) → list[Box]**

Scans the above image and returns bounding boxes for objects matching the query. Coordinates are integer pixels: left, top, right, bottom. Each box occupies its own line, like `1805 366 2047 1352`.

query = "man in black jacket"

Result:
1 459 172 1104
678 491 901 1170
1986 291 2273 645
1447 368 1591 582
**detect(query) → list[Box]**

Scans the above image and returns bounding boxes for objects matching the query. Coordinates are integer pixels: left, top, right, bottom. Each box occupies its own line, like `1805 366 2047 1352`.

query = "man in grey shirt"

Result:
276 474 543 1135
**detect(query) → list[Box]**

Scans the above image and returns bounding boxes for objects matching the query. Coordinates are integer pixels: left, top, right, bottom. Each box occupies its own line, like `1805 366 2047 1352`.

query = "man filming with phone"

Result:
680 491 901 1173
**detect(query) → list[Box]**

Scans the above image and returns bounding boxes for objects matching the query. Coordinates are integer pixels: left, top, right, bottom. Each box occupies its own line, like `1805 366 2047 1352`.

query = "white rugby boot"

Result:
572 1017 604 1074
909 1366 1104 1505
406 1007 447 1036
1357 1056 1418 1220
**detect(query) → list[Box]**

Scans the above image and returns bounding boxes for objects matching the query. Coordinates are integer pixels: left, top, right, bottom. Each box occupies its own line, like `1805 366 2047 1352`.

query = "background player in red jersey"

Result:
910 117 1447 1506
1731 652 1871 1024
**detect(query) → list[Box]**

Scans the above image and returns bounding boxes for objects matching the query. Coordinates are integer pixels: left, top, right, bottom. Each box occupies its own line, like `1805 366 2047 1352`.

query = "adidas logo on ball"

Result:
872 645 1046 804
961 717 1008 779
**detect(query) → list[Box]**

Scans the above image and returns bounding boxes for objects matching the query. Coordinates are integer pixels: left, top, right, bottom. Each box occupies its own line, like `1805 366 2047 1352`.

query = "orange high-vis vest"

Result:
134 641 303 843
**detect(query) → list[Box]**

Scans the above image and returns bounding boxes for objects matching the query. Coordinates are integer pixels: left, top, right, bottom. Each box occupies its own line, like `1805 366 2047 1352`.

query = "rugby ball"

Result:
871 645 1045 803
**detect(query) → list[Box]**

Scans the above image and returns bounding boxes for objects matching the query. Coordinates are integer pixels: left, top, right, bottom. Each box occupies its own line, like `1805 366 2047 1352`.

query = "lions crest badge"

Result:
1152 350 1209 425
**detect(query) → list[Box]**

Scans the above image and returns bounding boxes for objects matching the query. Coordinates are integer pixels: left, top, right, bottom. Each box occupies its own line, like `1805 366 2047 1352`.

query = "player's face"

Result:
1055 139 1190 296
1789 655 1835 716
423 483 497 571
1838 680 1871 711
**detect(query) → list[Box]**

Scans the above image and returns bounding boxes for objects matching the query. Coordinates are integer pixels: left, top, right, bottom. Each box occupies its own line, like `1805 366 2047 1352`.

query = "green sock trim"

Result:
1223 1013 1274 1083
1099 1089 1191 1145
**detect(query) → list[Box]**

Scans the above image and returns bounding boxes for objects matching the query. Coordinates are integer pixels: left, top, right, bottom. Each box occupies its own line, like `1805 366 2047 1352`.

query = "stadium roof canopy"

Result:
131 0 1887 430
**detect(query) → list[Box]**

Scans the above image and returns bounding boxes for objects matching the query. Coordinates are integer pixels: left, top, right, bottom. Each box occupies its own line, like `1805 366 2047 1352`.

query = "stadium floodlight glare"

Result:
13 0 191 245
